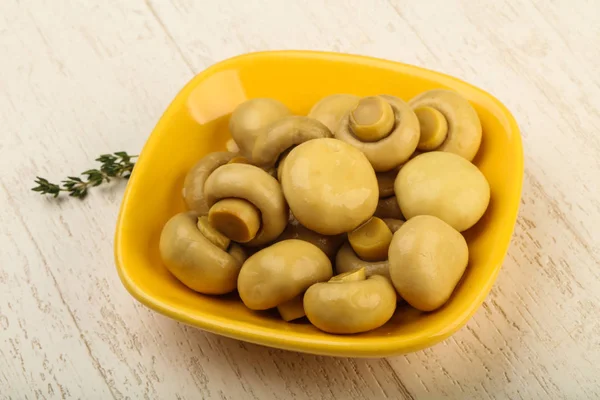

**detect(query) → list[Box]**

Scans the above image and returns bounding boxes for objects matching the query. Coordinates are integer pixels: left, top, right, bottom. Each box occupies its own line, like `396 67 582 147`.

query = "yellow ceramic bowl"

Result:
114 50 523 357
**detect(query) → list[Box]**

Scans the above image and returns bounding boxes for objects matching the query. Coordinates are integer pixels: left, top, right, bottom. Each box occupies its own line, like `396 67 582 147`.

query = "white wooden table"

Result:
1 1 599 398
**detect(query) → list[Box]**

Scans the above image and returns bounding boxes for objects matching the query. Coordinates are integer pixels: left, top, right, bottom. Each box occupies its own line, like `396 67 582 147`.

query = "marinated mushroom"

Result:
388 215 469 311
395 151 490 232
280 138 379 235
229 98 291 159
237 239 333 310
303 270 397 334
275 213 346 259
409 89 482 161
203 163 288 246
159 211 247 294
252 116 332 168
374 196 403 219
307 94 360 132
347 217 393 262
335 95 420 172
182 151 236 215
376 165 401 198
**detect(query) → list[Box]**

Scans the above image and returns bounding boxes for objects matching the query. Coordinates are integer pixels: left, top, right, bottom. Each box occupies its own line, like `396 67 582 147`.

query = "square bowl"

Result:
114 50 523 357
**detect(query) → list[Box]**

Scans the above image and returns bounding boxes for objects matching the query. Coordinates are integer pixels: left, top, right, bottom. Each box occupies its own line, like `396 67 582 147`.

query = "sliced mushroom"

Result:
409 89 482 161
159 212 247 294
203 163 288 246
335 95 420 172
237 239 333 310
304 270 397 334
395 151 490 232
252 116 332 168
280 138 378 235
229 98 291 159
307 94 360 132
374 196 403 219
388 215 469 311
275 213 346 259
182 152 237 215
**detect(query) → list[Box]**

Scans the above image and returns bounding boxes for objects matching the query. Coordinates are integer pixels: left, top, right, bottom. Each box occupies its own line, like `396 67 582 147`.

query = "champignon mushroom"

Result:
395 151 490 232
388 215 468 311
159 211 247 294
376 165 401 198
303 269 397 334
182 152 237 215
203 163 288 246
251 116 332 169
335 95 420 172
374 196 404 219
409 89 482 161
347 217 393 262
280 138 378 235
307 94 360 132
237 239 333 310
229 98 291 159
275 213 346 259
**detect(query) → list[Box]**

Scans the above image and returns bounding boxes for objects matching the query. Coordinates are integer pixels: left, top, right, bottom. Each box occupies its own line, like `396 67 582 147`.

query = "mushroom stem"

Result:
329 267 366 283
197 216 230 250
277 294 306 321
208 198 261 243
228 156 251 165
349 96 395 142
414 106 448 151
347 217 393 262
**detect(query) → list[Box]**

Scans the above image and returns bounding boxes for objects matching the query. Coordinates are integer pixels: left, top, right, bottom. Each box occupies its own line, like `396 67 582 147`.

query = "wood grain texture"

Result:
0 0 598 398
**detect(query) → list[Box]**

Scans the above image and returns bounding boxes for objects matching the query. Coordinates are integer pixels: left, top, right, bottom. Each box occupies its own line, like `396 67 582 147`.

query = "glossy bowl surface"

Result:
114 50 523 357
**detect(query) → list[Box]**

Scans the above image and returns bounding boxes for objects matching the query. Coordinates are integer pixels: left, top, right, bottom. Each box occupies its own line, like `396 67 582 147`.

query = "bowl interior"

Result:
115 51 523 357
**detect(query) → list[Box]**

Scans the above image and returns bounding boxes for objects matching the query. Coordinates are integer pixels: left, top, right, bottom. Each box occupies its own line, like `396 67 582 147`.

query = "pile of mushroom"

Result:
159 89 491 335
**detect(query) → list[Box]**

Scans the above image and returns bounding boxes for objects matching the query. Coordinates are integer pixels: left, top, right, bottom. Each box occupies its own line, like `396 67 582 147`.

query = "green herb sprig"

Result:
32 152 137 199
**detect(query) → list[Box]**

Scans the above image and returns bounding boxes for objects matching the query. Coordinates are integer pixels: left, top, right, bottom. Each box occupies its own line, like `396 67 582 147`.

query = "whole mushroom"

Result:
237 239 333 310
280 138 379 235
388 215 469 311
252 116 332 169
204 163 288 246
303 268 397 334
395 151 490 232
229 98 291 159
307 94 360 132
409 89 482 161
159 212 247 294
335 95 420 172
182 151 236 215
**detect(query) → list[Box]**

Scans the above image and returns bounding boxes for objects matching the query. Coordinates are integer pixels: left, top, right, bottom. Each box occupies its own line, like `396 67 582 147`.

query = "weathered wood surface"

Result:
0 0 598 398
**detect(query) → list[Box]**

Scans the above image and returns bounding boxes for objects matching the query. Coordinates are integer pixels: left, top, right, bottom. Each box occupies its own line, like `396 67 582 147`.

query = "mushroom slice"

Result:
308 94 360 132
388 215 469 311
159 212 247 295
281 138 379 235
252 116 332 169
182 151 237 215
409 89 482 161
335 95 419 172
204 163 288 247
229 98 291 159
304 271 396 334
237 239 333 310
395 151 490 232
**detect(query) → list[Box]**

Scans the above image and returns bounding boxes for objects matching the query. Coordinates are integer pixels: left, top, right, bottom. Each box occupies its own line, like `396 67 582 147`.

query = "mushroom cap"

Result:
252 116 332 168
303 274 397 334
409 89 482 161
229 98 291 159
159 212 247 294
237 239 333 310
275 213 346 259
335 95 419 172
281 138 379 235
182 152 236 215
388 215 468 311
203 163 289 247
395 151 490 232
308 94 361 132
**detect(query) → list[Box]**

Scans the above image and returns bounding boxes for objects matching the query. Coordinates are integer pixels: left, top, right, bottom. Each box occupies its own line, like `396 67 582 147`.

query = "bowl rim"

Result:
114 50 524 357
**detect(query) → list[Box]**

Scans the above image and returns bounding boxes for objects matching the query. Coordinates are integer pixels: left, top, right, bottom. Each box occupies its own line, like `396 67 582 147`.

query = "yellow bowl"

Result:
114 50 523 357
